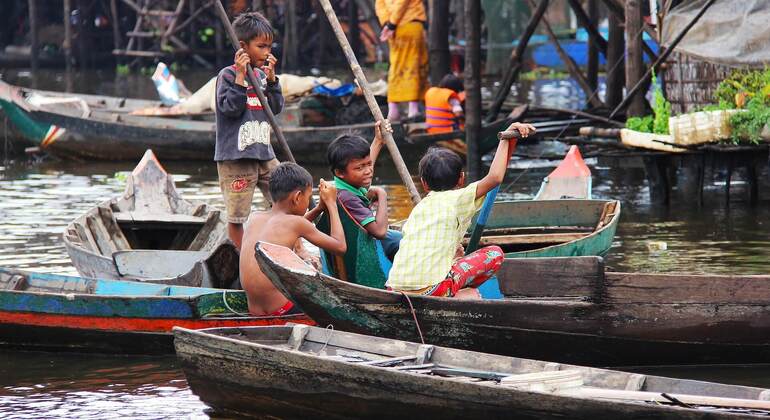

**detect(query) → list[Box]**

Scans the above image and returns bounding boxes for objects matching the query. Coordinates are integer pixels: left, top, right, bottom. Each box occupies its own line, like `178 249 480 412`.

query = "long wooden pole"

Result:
317 0 421 205
609 0 718 119
605 11 625 109
428 0 450 85
212 0 296 163
29 0 39 73
485 0 549 123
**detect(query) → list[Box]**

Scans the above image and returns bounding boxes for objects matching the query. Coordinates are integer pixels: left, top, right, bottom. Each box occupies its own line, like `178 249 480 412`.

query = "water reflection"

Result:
0 352 207 419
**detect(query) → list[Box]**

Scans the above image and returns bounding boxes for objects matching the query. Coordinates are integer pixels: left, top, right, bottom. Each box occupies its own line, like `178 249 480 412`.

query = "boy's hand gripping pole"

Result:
317 0 421 205
213 1 295 164
465 129 521 254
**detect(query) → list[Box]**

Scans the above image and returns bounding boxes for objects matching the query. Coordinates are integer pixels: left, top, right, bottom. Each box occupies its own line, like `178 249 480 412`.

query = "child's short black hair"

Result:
419 147 464 191
439 74 464 93
327 134 370 174
233 12 274 43
269 162 313 202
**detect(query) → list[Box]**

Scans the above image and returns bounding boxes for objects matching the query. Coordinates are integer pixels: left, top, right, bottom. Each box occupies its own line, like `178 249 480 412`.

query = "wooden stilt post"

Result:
317 0 421 204
465 0 482 181
605 11 625 109
428 0 450 85
212 0 297 164
29 0 39 73
586 0 599 91
64 0 74 92
110 0 122 52
348 0 360 59
625 0 645 117
282 0 298 70
566 0 607 56
485 0 549 123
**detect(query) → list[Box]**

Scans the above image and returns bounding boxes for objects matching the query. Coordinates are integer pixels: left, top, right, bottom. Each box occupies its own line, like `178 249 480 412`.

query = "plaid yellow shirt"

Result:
386 182 484 291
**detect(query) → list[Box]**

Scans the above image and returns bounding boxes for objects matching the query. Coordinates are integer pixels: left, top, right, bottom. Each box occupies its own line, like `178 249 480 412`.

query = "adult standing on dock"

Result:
375 0 429 123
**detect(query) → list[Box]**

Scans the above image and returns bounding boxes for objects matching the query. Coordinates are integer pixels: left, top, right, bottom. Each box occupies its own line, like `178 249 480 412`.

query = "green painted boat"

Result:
474 198 620 258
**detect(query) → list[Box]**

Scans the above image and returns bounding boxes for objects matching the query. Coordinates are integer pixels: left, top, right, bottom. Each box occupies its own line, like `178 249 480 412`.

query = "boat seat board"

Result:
497 256 605 298
113 250 209 279
466 232 590 247
113 212 207 225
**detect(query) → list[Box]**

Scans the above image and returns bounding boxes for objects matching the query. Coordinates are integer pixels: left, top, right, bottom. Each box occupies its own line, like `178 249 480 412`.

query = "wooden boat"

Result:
256 242 770 367
0 267 312 354
174 323 770 419
469 146 619 259
0 79 585 162
63 149 237 288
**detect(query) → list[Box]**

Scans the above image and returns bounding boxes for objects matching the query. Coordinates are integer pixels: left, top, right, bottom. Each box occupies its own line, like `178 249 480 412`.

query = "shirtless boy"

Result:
239 162 346 316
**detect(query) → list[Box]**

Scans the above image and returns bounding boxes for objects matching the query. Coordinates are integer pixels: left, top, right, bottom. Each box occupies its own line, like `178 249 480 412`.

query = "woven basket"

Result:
668 110 736 145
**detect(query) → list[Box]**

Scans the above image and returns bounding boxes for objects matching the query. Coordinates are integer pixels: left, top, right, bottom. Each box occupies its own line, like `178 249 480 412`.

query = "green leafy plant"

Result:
729 97 770 144
625 71 671 134
116 64 130 75
626 115 654 132
714 68 770 107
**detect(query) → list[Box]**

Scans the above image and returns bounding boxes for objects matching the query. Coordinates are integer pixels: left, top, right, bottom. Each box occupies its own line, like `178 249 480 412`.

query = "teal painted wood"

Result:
478 199 621 258
0 268 249 318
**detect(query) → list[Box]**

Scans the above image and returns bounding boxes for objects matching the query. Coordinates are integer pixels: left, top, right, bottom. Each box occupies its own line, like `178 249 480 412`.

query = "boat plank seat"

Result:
113 250 209 279
497 256 605 298
467 232 590 247
113 212 207 225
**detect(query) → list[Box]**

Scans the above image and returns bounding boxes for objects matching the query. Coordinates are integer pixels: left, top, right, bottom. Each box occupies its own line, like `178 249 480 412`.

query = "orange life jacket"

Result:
424 87 462 134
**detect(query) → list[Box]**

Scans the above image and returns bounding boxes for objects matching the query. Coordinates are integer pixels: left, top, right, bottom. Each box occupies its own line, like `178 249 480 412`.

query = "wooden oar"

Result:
466 129 521 254
317 0 421 205
212 1 295 163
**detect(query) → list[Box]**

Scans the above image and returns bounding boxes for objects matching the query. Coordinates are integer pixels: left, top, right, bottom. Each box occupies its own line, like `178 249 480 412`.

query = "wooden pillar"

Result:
465 0 482 181
110 0 121 51
348 0 360 59
586 0 599 92
29 0 39 72
428 0 450 85
625 0 645 117
282 0 298 70
215 18 224 69
605 11 624 108
64 0 74 92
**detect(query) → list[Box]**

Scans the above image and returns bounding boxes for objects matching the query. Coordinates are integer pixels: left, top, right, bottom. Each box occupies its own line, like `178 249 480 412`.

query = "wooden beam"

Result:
566 0 607 55
64 0 73 78
605 11 625 109
485 0 549 123
282 0 298 70
428 0 450 85
624 0 645 117
599 0 658 61
465 0 482 181
110 0 122 50
585 0 599 91
29 0 39 72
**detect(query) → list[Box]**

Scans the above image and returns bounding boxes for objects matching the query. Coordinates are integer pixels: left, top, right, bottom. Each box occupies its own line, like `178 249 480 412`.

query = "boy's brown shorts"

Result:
217 158 279 224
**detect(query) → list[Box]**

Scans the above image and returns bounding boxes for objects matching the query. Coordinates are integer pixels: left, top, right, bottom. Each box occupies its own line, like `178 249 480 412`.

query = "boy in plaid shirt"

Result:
386 122 535 298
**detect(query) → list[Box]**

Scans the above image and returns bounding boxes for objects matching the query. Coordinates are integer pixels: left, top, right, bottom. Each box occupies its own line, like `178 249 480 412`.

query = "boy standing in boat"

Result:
240 163 346 316
215 12 283 248
386 122 535 298
326 121 401 261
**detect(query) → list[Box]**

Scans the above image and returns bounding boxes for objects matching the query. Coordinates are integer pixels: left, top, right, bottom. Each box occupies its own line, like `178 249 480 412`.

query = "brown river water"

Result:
1 69 770 418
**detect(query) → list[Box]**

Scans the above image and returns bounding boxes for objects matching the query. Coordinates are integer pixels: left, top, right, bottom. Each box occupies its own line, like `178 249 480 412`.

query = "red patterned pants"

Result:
422 245 504 297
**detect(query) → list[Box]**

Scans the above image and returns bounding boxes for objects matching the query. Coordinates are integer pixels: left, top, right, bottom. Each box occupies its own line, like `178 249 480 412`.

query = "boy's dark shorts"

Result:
217 158 279 224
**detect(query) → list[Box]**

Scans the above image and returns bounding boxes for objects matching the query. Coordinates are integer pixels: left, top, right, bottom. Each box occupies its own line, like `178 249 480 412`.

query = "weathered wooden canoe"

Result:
257 242 770 367
174 323 770 419
0 267 311 354
63 149 238 288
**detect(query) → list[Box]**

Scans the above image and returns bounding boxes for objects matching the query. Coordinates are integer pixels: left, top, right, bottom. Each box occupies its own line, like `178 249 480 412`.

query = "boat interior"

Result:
461 200 619 254
200 324 770 414
0 268 223 297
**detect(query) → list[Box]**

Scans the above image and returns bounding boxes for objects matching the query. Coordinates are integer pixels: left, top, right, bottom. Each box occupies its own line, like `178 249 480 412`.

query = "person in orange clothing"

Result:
425 74 465 134
375 0 428 123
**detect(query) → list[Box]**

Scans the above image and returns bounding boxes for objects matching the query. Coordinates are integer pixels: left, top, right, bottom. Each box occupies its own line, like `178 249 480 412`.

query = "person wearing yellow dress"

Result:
375 0 429 122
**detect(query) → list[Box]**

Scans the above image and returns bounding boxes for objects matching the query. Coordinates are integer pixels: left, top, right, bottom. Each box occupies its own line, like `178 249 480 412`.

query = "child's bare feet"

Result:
454 288 482 300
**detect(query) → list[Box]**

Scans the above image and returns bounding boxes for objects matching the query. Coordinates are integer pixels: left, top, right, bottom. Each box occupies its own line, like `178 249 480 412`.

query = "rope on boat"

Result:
317 324 335 354
400 291 425 345
221 289 251 317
